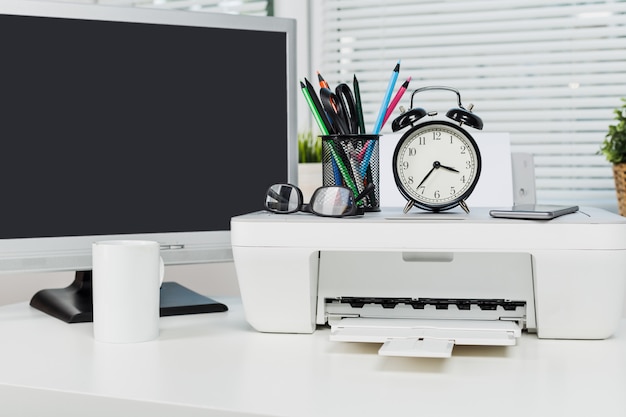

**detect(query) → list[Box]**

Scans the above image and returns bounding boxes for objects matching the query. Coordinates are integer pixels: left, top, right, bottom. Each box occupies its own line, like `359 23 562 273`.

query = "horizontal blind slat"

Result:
319 0 625 211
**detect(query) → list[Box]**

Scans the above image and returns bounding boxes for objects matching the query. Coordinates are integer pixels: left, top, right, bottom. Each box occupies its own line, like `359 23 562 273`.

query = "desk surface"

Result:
1 298 625 417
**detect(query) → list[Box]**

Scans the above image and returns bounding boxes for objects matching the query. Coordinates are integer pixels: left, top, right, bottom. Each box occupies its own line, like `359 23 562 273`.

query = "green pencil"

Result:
299 81 359 196
300 81 329 135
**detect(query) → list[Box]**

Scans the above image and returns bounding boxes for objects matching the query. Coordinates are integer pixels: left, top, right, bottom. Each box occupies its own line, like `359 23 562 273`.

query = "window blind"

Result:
54 0 272 16
316 0 626 210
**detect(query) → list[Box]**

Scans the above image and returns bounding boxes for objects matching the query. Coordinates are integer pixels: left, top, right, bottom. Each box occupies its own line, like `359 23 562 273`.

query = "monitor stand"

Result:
29 270 228 323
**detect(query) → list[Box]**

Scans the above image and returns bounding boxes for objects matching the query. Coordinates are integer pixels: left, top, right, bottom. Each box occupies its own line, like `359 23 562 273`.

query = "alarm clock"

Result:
391 86 484 214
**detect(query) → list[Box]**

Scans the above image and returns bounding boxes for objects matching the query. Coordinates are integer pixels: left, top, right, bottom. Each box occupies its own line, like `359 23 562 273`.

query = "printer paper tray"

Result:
330 318 521 358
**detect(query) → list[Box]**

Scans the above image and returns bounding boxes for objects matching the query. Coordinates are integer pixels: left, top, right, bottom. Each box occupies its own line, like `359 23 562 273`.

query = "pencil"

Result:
372 60 400 135
326 138 360 197
317 71 330 89
300 81 329 135
301 79 359 196
359 60 401 177
382 76 411 129
304 77 334 134
353 75 366 134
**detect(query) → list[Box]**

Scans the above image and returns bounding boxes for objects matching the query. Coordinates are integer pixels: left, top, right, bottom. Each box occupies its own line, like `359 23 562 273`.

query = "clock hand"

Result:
416 161 441 188
416 166 436 188
439 164 459 173
413 161 458 198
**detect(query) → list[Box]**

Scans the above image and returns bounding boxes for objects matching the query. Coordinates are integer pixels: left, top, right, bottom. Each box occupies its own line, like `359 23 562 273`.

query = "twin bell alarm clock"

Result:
391 86 484 214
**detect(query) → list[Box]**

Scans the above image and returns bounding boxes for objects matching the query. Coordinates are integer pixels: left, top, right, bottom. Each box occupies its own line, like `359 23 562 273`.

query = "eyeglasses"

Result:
264 183 374 218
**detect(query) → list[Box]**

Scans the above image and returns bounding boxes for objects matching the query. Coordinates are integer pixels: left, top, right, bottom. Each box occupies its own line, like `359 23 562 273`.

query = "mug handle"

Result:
159 256 165 288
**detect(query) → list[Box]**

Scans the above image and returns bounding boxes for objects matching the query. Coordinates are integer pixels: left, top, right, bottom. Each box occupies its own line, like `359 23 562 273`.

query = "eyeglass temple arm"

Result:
355 183 375 203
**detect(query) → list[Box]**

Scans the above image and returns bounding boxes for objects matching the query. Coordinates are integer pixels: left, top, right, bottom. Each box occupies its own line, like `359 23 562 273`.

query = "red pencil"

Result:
382 76 411 128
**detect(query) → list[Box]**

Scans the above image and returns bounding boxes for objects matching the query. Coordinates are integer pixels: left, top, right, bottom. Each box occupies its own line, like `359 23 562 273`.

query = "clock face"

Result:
392 120 481 212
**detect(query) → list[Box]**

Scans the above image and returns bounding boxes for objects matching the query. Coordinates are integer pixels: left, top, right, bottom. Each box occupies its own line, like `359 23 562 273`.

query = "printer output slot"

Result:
325 297 527 328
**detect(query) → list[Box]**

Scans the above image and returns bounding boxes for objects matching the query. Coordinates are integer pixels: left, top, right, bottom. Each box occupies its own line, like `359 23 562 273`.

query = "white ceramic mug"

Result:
92 240 163 343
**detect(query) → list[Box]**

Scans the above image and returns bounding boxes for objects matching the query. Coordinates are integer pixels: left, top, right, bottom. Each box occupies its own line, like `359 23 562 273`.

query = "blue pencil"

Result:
372 60 400 135
360 60 401 177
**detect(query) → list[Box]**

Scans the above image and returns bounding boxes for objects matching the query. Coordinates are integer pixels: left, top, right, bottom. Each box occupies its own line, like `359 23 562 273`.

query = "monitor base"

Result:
30 270 228 323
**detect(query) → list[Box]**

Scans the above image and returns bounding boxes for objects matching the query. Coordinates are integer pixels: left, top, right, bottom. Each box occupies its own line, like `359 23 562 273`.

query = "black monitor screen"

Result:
0 13 288 239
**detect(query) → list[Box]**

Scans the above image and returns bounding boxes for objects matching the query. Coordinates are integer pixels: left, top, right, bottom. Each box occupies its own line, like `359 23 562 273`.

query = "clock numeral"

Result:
402 161 409 170
434 190 441 199
466 161 472 169
418 185 425 195
460 175 466 183
433 131 441 140
450 186 456 195
418 136 426 145
460 145 466 154
407 175 414 185
408 148 417 156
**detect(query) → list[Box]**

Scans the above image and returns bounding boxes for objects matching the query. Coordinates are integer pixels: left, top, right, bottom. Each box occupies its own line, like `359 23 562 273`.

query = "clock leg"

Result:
403 200 414 214
459 200 470 214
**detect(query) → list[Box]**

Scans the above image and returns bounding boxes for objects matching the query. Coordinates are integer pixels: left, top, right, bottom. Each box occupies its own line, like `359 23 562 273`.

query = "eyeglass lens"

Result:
265 184 366 217
265 184 302 213
310 187 355 216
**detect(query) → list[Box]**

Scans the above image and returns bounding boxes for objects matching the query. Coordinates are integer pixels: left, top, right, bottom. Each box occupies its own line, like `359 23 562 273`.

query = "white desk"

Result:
1 298 625 417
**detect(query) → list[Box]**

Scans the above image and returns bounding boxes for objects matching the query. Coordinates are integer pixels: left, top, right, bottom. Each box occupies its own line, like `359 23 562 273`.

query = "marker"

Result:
372 60 400 135
382 76 411 129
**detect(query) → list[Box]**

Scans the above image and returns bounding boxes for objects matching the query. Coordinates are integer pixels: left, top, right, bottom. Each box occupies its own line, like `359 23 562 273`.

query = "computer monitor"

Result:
0 0 297 321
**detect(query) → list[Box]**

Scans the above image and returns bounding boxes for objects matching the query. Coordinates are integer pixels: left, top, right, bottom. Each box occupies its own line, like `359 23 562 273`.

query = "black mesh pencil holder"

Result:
321 134 380 212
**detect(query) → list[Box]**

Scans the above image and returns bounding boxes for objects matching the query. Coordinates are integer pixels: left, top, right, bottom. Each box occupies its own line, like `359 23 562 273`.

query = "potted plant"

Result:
298 131 322 163
599 98 626 216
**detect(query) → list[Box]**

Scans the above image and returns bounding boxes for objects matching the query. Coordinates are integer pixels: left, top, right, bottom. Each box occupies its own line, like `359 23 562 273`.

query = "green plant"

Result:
599 98 626 164
298 131 322 163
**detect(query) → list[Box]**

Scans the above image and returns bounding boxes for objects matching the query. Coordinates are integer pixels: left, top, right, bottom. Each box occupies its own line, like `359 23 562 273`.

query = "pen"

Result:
317 71 330 89
382 76 411 129
353 74 366 134
372 60 400 135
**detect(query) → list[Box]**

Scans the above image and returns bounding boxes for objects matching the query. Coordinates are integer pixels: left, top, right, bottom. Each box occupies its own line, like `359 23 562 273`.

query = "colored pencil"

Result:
382 76 411 128
300 79 359 195
372 60 400 135
304 77 334 134
300 81 329 135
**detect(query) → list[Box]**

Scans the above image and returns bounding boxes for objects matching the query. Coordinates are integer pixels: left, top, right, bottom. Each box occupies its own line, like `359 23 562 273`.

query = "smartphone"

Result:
489 204 579 220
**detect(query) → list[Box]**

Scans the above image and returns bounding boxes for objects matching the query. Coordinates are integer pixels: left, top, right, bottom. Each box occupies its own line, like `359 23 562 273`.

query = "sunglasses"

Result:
264 183 374 218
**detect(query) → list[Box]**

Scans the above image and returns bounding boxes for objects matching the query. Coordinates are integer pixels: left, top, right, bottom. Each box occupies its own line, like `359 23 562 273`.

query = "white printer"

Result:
230 207 626 357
